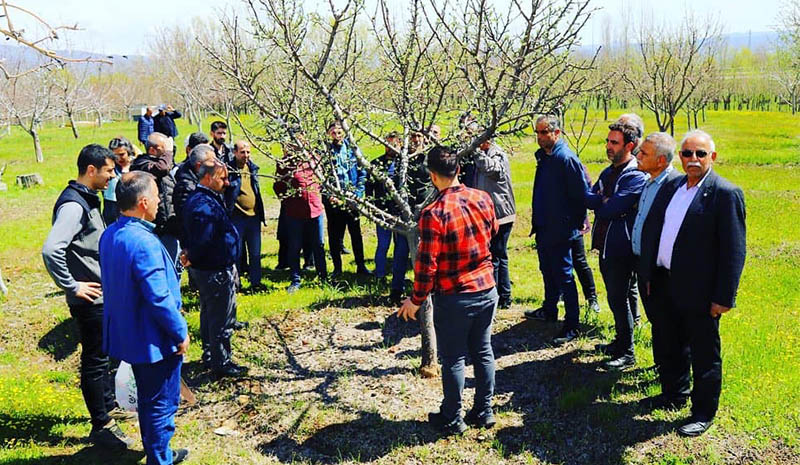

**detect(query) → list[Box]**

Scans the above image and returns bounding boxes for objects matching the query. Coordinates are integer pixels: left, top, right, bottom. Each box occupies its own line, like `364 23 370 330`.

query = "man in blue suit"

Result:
525 115 589 344
639 130 746 437
100 171 189 464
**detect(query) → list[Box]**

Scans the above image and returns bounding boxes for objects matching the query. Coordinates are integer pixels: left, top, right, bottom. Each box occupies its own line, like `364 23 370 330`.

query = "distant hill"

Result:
0 43 146 70
576 30 782 56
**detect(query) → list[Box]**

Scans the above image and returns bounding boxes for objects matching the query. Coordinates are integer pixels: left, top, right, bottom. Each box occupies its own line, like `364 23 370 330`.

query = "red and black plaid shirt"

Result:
411 185 498 305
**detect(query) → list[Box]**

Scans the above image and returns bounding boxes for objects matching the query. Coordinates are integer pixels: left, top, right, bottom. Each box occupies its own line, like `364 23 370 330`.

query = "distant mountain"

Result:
576 30 782 56
0 43 146 70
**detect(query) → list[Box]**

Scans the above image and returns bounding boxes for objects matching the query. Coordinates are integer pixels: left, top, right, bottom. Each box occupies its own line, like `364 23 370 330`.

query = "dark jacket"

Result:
365 153 400 214
182 185 241 271
471 143 516 222
585 157 648 259
131 152 178 236
137 115 154 145
639 170 747 311
406 152 435 215
42 181 105 307
172 161 198 242
531 139 588 246
634 168 682 261
213 142 234 165
153 111 181 138
227 158 266 225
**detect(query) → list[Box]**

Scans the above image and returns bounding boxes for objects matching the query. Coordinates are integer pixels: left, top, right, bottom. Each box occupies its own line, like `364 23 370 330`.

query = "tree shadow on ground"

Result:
4 446 145 464
0 413 85 447
37 318 78 361
492 348 679 465
260 412 437 464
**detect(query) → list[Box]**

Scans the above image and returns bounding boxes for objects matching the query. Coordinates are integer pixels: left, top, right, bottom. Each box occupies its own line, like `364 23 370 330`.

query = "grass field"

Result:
0 110 798 464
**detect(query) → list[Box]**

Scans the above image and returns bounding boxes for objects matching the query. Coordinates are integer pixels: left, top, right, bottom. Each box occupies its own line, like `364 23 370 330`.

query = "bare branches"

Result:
0 0 111 79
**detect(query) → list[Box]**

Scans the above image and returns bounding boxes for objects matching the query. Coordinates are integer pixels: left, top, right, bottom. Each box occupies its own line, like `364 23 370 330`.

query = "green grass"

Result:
1 109 799 463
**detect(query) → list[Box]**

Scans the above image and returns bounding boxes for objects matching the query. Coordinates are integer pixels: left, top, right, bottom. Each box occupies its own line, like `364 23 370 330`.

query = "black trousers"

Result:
570 235 596 301
599 255 637 357
190 267 237 370
69 303 115 429
650 268 721 420
323 199 366 272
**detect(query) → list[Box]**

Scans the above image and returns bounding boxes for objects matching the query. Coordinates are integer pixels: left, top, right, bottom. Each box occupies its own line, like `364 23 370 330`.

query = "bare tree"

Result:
774 0 800 114
208 0 596 376
623 14 722 135
0 0 110 78
0 64 56 162
53 65 90 138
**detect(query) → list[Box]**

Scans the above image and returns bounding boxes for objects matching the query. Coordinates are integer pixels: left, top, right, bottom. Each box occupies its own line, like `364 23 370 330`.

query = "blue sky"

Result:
10 0 783 56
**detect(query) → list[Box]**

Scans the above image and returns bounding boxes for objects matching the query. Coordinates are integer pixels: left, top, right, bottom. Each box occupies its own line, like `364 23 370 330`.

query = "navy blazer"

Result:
531 139 588 246
640 169 746 312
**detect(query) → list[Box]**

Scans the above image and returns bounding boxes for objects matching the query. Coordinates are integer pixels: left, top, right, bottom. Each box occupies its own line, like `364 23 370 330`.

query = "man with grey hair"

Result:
173 142 216 233
639 129 746 436
525 115 588 344
181 160 247 379
131 132 180 268
632 132 682 403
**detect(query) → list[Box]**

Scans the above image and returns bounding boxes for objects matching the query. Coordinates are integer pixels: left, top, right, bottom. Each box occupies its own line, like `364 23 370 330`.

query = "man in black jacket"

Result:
131 132 180 268
153 104 181 141
639 130 746 437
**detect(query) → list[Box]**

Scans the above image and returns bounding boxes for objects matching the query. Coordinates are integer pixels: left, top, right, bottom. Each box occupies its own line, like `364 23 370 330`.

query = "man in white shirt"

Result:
639 130 746 437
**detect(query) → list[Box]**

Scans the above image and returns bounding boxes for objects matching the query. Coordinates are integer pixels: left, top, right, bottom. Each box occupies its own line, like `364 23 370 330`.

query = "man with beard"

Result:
585 121 647 371
209 121 233 164
43 144 135 449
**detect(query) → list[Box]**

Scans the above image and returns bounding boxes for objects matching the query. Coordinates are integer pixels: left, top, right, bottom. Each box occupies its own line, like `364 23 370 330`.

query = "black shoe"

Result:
678 418 714 437
173 448 190 464
498 298 511 309
275 263 290 271
553 327 579 345
639 394 688 411
428 411 468 436
524 307 557 322
89 420 134 449
303 263 316 272
231 320 249 331
341 246 352 255
594 342 617 356
213 363 248 380
330 269 342 279
463 408 496 429
587 299 601 313
603 354 635 371
356 267 372 276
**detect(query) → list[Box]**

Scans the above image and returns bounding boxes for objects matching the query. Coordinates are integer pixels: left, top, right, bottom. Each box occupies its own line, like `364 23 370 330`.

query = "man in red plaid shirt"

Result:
398 145 499 436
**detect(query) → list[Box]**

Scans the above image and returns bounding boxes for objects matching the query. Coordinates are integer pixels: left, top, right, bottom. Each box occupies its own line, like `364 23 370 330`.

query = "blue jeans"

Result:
433 287 498 420
374 226 393 278
132 353 182 465
490 222 513 301
287 215 327 285
232 214 263 286
391 232 410 292
537 240 579 329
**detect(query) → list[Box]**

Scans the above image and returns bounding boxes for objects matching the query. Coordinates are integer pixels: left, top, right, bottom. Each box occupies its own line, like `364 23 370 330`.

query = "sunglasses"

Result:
680 149 709 159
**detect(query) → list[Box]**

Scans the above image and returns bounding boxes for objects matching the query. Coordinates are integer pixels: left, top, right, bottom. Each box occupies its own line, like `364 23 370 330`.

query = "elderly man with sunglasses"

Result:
639 130 746 437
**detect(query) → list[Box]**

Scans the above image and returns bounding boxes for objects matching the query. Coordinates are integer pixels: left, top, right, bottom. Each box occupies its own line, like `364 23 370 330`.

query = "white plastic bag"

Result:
115 361 138 412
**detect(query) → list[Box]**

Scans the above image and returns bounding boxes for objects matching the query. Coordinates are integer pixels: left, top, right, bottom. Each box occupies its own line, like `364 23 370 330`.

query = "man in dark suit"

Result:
639 130 746 437
631 132 682 403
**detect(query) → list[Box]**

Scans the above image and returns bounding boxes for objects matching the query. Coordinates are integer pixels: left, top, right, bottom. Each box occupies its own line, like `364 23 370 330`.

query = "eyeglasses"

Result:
680 149 709 159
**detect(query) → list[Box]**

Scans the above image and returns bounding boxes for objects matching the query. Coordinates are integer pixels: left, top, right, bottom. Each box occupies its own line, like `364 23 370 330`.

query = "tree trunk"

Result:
31 128 44 163
68 112 80 139
407 229 439 378
0 265 7 296
693 110 699 129
95 110 103 127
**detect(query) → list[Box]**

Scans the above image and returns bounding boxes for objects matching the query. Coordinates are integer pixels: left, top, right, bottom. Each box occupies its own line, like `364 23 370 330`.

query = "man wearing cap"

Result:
153 104 181 143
